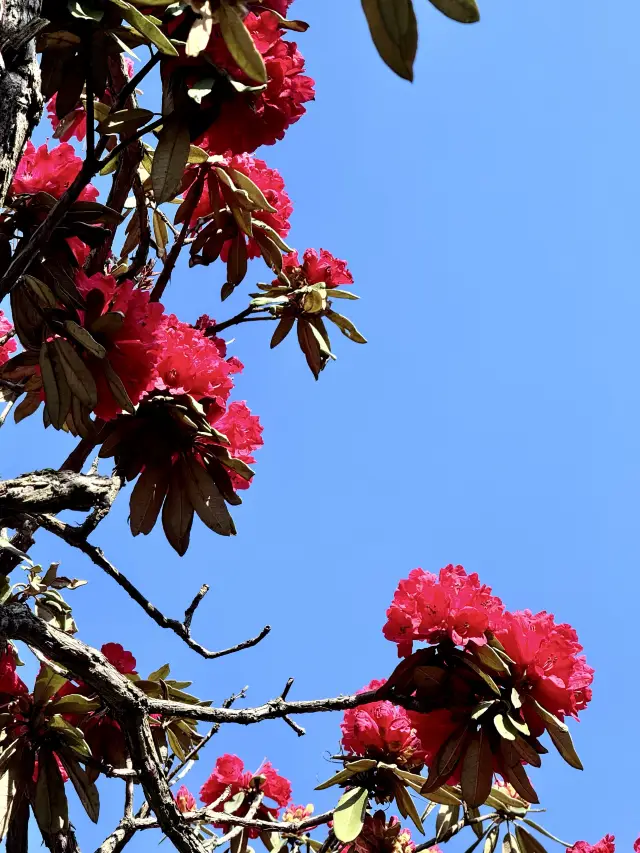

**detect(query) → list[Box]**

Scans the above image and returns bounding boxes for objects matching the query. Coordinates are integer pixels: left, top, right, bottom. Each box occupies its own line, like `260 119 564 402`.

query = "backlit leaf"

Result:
333 786 368 843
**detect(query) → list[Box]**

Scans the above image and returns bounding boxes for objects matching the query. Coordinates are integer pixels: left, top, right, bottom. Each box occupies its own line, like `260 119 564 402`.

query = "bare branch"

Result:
132 808 333 835
36 513 271 660
183 584 209 632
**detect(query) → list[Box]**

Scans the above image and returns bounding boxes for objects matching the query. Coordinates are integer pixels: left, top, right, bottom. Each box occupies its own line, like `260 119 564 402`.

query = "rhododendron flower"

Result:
47 95 86 142
348 813 429 853
210 401 263 491
200 754 291 835
283 804 314 822
493 610 594 730
634 840 640 853
175 786 197 813
341 679 427 769
101 643 137 675
0 646 27 697
0 311 17 368
153 315 237 405
383 565 505 656
185 154 292 260
196 12 314 154
11 142 98 201
282 248 353 288
67 236 90 268
75 271 165 420
567 838 615 853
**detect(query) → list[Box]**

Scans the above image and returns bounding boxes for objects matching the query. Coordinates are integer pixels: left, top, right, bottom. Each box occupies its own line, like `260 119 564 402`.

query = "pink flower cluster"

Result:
184 153 293 260
341 679 426 769
282 248 354 289
200 754 292 836
197 11 315 155
567 839 616 853
0 311 17 367
11 142 98 202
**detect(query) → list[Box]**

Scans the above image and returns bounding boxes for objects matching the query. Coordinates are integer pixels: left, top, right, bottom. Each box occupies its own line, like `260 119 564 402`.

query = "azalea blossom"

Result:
341 679 427 769
282 248 354 289
567 838 615 853
283 803 314 822
383 565 505 656
175 786 197 813
184 153 292 260
75 272 165 420
0 311 17 368
11 141 98 202
196 11 315 155
210 401 264 491
493 609 594 731
200 754 292 836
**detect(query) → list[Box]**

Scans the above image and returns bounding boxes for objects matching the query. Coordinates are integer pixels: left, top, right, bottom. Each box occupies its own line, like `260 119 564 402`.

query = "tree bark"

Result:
0 0 44 208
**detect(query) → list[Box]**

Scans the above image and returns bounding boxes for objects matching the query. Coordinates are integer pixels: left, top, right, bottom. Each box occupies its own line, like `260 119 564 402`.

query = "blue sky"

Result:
4 1 638 850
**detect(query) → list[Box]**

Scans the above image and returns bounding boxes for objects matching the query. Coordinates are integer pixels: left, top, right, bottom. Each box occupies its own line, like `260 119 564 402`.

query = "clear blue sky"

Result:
4 2 637 849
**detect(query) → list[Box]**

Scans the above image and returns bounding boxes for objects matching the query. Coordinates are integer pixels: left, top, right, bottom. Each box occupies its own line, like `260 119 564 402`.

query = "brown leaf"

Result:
40 343 63 429
270 316 295 349
162 462 195 556
500 746 539 804
361 0 418 82
130 463 171 536
32 751 69 835
226 233 248 286
57 751 100 824
184 455 236 536
297 319 323 379
152 117 191 204
427 0 480 23
52 338 98 409
460 728 493 807
14 392 41 424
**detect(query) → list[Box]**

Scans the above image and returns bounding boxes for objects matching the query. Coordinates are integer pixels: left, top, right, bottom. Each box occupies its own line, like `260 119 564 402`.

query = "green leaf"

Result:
49 717 92 760
315 767 362 791
33 752 69 835
57 752 100 823
109 0 179 54
529 700 583 770
333 786 369 843
218 2 267 83
33 665 67 707
325 309 367 344
470 641 511 676
427 0 480 23
361 0 418 81
460 728 493 807
152 116 191 204
435 803 460 841
515 827 550 853
484 827 500 853
493 713 516 741
393 780 424 834
270 316 295 349
148 663 171 681
48 695 101 715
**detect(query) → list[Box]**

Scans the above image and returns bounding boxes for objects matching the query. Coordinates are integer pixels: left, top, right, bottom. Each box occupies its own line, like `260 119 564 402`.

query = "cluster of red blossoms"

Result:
341 565 594 791
174 754 292 837
0 310 17 367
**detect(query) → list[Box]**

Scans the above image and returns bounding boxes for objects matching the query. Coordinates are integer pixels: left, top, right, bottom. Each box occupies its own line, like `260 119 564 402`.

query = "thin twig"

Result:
124 759 134 818
36 513 271 660
124 173 151 280
99 117 164 171
414 814 500 853
114 52 161 112
183 584 209 633
150 167 207 302
0 399 16 428
205 307 255 336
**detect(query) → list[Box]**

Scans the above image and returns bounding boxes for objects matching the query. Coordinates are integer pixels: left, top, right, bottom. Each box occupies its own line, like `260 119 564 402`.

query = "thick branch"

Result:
0 470 116 515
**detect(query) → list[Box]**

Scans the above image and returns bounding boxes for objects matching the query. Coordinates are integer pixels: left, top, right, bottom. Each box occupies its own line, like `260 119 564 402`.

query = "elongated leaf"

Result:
315 767 362 791
63 321 106 358
184 455 235 537
33 752 69 835
49 717 93 760
484 827 500 853
333 786 368 843
270 316 295 349
0 757 17 840
522 820 571 848
162 463 195 556
40 343 63 429
393 780 423 833
33 665 67 707
470 641 511 676
57 752 100 823
48 695 101 715
218 3 267 83
515 827 550 853
102 358 135 415
361 0 417 81
186 2 214 57
152 117 191 204
110 0 178 54
427 0 480 23
501 755 539 805
529 700 583 770
326 309 367 343
227 167 276 213
52 338 98 409
435 803 460 841
461 729 493 807
148 664 171 682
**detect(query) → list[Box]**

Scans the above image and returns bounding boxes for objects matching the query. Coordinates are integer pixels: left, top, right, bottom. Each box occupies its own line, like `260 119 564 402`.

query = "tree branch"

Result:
36 513 272 660
0 470 117 516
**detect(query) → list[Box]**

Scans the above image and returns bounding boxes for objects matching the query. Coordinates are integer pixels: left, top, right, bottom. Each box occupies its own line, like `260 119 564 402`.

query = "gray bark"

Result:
0 0 44 208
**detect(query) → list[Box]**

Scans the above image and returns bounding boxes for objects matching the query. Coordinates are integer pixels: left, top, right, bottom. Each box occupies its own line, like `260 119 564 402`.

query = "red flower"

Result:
75 271 165 420
67 236 90 267
348 813 429 853
493 610 594 730
47 95 86 142
0 646 27 698
634 840 640 853
282 248 353 288
175 785 197 813
11 142 98 201
185 153 292 260
153 315 237 405
0 311 17 368
200 754 291 836
197 12 314 155
209 401 263 491
383 565 505 656
567 838 615 853
101 643 138 675
341 679 427 769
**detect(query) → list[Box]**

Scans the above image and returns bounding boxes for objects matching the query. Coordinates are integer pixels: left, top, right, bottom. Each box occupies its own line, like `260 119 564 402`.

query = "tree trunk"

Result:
0 0 44 208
